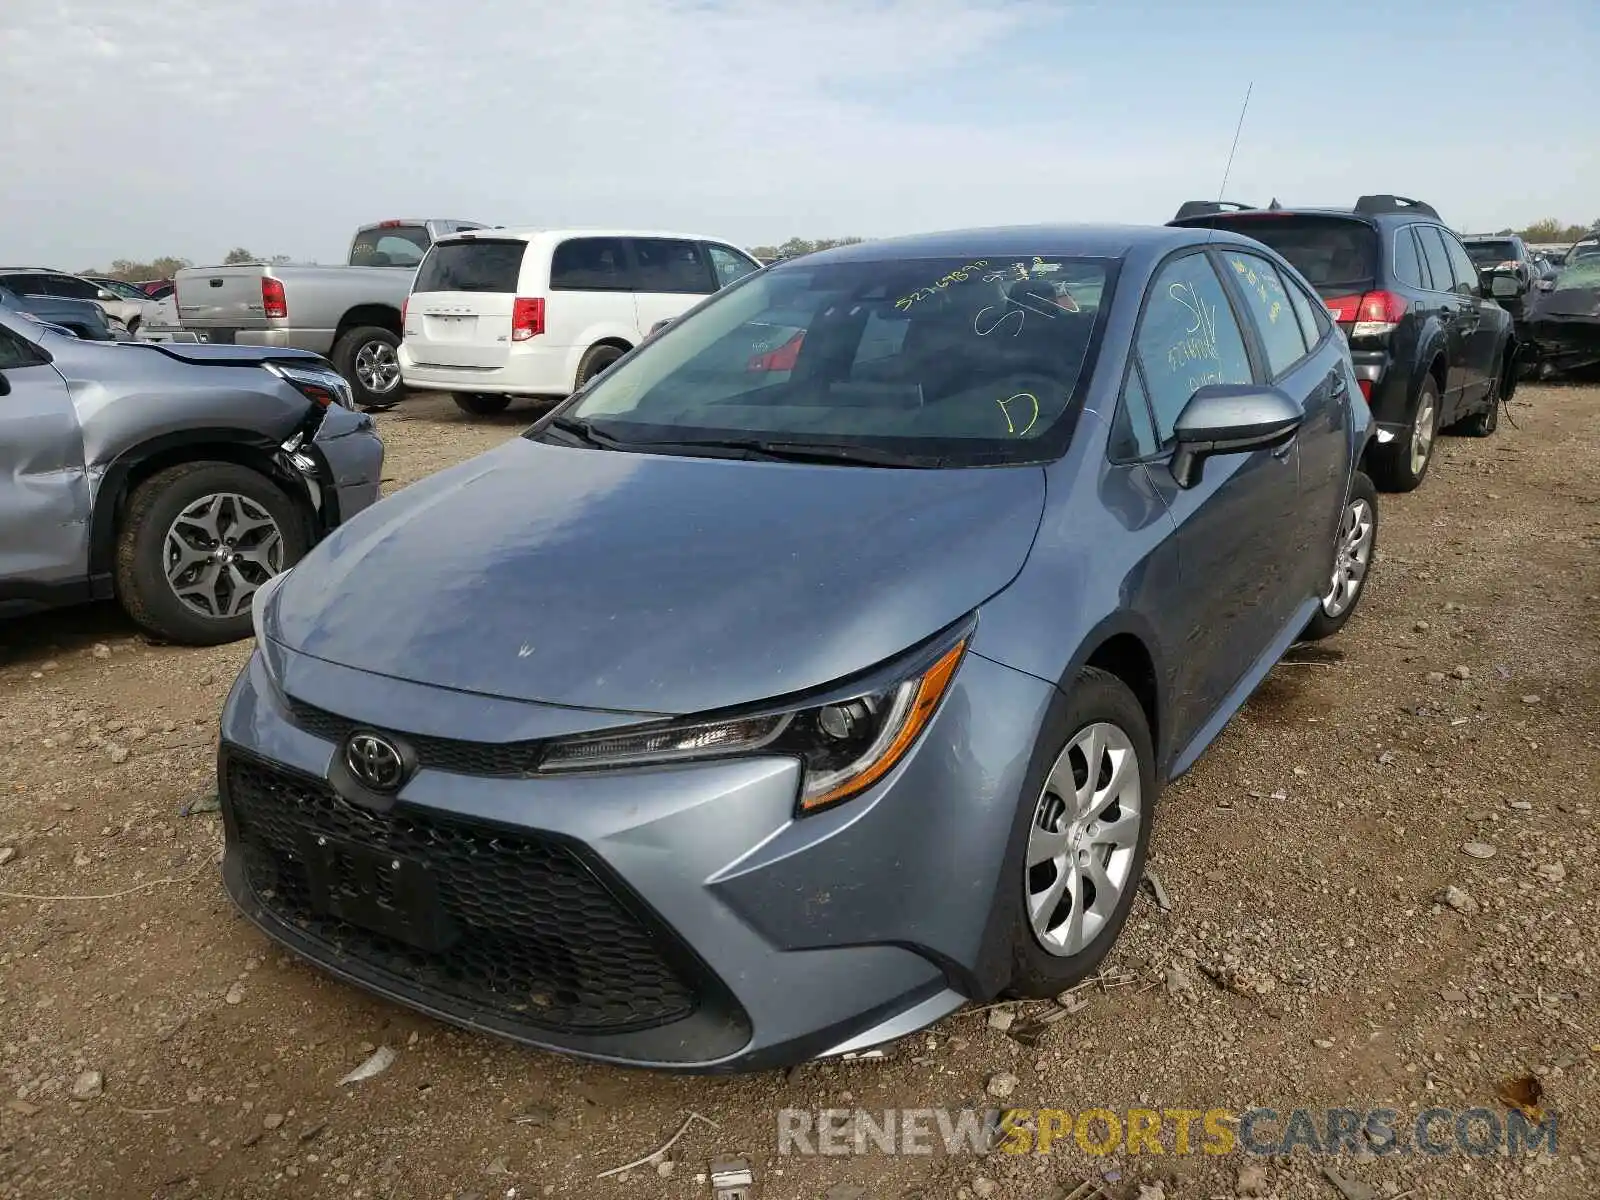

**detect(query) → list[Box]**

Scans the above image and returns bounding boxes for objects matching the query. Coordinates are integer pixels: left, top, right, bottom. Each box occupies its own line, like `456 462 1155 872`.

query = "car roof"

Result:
430 227 747 246
794 224 1237 265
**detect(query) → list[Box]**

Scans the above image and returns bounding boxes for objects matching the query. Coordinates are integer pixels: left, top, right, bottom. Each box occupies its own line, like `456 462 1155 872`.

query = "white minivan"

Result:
398 229 763 416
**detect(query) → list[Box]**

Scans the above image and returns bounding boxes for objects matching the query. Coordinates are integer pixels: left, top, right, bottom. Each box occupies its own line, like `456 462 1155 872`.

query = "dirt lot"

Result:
1 387 1596 1200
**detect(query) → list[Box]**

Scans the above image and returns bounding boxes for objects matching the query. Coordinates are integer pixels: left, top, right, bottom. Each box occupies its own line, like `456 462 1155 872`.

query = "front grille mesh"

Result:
285 698 545 777
226 754 700 1034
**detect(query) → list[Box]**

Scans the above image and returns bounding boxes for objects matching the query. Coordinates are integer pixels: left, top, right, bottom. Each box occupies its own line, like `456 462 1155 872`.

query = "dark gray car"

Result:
219 224 1377 1071
0 306 384 643
0 283 116 341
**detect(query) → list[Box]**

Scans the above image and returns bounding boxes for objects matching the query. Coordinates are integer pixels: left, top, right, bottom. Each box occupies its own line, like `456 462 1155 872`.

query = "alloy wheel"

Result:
355 340 401 394
163 493 284 619
1321 496 1375 617
1025 722 1143 957
1410 392 1435 476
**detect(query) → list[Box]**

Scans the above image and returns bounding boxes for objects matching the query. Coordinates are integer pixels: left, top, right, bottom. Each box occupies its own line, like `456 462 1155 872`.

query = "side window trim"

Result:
1203 247 1272 385
1212 247 1317 383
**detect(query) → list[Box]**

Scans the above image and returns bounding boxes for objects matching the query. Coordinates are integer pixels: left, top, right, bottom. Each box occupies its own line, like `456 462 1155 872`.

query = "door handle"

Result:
1329 372 1349 397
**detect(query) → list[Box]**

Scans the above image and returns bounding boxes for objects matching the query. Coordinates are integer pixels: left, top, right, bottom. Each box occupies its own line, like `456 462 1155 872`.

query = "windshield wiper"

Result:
539 414 632 451
736 440 942 467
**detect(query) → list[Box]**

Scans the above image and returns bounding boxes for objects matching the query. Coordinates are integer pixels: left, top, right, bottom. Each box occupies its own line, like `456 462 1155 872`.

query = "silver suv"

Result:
0 306 384 644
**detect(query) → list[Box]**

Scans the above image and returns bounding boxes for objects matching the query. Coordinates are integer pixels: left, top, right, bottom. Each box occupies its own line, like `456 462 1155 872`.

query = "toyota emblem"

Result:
344 732 407 792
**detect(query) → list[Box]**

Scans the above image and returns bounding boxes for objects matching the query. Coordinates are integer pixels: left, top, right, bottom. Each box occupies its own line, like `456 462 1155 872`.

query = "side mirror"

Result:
96 288 118 302
1170 384 1303 489
647 318 674 338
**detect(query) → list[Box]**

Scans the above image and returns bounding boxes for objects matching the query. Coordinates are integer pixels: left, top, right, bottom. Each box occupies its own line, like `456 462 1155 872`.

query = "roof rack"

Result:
1354 194 1439 219
1173 200 1256 221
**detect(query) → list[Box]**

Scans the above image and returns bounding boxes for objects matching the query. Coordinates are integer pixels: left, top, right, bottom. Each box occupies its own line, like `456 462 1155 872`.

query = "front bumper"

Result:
217 645 1055 1071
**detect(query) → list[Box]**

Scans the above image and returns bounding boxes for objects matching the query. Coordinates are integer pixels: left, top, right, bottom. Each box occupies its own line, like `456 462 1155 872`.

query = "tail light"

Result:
511 297 544 341
1325 290 1406 338
262 277 288 319
1357 378 1373 402
749 331 804 371
401 297 409 328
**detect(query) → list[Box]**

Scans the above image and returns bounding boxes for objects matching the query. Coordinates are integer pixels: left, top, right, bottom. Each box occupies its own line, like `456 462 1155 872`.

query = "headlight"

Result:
264 360 355 410
539 636 968 816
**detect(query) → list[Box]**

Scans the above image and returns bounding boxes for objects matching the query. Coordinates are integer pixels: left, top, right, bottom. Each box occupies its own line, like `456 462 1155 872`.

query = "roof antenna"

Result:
1217 82 1253 201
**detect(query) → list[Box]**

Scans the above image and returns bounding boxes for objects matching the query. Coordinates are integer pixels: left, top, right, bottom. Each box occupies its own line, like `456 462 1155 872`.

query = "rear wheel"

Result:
1302 472 1379 641
114 462 308 645
1368 372 1440 492
332 326 405 411
451 392 512 416
575 343 626 388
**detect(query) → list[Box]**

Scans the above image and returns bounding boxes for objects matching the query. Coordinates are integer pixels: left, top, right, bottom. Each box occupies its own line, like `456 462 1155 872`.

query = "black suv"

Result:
1170 195 1515 492
1462 234 1538 323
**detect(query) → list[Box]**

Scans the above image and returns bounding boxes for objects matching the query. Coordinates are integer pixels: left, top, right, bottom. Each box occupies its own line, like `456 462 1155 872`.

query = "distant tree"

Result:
223 247 257 265
1517 219 1595 243
90 255 192 282
760 235 866 261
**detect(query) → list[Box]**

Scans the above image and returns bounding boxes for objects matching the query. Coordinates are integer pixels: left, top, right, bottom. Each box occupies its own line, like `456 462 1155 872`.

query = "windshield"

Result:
1570 240 1600 262
557 254 1116 464
1465 240 1516 267
1551 257 1600 293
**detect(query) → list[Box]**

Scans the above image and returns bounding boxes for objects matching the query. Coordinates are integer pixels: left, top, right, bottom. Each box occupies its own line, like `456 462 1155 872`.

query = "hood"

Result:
269 439 1047 715
133 343 325 367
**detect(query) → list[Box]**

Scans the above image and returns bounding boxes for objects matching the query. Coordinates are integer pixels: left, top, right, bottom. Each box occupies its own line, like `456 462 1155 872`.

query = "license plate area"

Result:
299 833 456 952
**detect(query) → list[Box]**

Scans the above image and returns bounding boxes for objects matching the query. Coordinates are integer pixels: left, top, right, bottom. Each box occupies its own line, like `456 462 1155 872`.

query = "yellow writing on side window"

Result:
894 260 990 312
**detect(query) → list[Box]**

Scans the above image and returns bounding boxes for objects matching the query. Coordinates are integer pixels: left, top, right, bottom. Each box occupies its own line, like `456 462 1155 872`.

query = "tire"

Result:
575 342 626 388
114 462 308 646
1005 667 1157 998
451 392 512 417
1452 347 1503 438
126 317 141 337
332 326 405 411
1301 472 1379 641
1367 371 1441 493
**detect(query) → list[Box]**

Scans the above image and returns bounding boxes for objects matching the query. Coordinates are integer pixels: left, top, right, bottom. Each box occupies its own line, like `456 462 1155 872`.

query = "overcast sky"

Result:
3 0 1596 269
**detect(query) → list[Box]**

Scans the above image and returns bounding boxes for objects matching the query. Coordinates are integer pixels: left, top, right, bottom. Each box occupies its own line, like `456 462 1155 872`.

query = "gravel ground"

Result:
0 386 1595 1200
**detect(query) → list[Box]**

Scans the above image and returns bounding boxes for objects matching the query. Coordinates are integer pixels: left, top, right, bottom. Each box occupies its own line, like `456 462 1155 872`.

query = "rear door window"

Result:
549 238 632 291
1 273 48 296
1393 227 1425 289
1415 226 1455 294
413 239 527 293
1200 216 1377 291
1285 274 1328 348
706 244 760 288
629 239 716 294
1219 250 1307 377
1136 251 1254 443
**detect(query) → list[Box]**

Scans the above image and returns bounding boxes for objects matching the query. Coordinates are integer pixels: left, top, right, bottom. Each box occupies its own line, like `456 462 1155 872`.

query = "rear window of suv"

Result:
1465 240 1517 267
413 239 528 293
1194 216 1378 291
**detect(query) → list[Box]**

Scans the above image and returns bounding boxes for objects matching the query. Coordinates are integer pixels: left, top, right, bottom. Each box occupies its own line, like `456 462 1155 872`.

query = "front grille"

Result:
286 698 544 777
225 753 700 1034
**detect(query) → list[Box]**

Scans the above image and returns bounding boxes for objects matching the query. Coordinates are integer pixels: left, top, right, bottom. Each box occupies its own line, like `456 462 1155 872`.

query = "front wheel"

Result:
1005 668 1156 998
332 326 405 411
1367 372 1440 492
1301 471 1379 641
1453 347 1504 438
114 462 308 645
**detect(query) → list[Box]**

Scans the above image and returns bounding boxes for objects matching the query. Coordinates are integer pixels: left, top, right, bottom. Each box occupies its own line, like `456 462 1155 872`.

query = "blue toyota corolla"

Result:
220 225 1379 1071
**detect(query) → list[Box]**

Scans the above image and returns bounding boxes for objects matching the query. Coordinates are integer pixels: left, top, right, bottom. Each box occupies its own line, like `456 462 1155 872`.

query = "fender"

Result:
85 426 322 594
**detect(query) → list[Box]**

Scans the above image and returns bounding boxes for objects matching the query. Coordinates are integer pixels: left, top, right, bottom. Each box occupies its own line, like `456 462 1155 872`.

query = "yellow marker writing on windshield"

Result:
997 392 1040 436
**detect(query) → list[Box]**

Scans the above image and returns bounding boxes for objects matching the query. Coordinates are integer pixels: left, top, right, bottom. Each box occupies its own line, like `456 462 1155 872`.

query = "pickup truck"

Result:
168 218 486 407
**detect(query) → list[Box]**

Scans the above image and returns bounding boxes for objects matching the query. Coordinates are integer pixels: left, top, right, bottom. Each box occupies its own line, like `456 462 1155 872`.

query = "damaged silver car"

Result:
0 305 384 644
